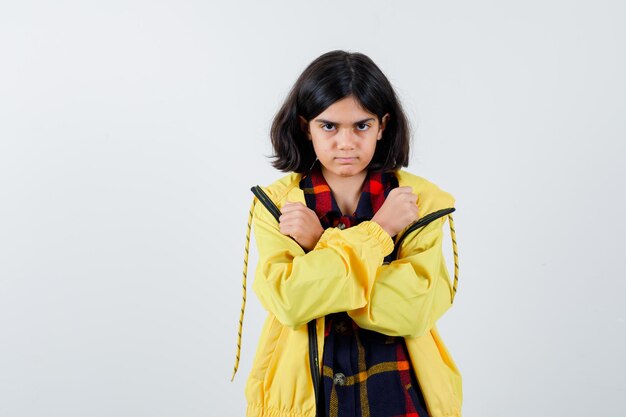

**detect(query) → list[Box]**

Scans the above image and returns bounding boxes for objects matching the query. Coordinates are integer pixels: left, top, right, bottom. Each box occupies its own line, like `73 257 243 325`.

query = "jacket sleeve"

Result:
347 216 454 338
251 196 395 329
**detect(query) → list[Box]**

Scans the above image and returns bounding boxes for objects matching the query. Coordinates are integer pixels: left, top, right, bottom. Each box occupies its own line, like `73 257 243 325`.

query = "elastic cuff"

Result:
358 220 394 256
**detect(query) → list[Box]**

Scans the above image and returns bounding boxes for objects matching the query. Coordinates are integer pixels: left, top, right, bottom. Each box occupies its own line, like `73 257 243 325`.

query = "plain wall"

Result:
1 0 624 416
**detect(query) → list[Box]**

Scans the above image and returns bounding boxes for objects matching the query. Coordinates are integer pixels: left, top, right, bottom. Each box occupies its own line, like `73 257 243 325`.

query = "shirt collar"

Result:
300 160 395 229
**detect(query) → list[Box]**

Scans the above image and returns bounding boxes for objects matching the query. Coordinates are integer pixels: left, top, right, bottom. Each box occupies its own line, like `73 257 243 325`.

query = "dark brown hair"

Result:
269 50 412 173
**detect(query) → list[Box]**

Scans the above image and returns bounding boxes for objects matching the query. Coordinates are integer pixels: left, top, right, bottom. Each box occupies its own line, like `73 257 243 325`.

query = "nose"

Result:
337 128 357 150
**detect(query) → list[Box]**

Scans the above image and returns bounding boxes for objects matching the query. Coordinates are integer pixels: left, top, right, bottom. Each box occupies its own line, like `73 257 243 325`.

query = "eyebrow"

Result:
313 117 376 125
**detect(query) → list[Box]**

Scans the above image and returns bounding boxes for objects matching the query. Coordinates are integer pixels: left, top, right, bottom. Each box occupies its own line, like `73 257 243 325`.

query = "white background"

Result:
1 1 625 416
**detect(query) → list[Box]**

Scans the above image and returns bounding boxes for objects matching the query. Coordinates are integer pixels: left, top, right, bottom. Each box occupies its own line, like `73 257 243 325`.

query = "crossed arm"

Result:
251 200 454 338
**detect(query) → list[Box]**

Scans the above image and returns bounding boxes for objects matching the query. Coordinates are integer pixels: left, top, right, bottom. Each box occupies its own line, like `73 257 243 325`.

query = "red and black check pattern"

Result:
301 160 396 230
299 161 430 417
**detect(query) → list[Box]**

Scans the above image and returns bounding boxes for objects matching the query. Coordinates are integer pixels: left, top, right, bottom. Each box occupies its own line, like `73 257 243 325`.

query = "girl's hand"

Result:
279 201 325 251
371 186 419 237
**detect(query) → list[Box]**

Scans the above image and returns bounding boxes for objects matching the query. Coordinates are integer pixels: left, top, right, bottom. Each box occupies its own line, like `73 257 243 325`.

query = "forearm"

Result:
348 218 454 337
253 219 394 328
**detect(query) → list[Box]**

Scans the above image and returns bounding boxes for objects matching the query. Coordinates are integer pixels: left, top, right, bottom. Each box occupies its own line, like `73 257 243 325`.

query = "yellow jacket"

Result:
233 169 462 417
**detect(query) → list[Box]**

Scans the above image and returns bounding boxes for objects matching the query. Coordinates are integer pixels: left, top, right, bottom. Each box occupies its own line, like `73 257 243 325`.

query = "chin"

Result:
336 166 365 177
321 161 367 178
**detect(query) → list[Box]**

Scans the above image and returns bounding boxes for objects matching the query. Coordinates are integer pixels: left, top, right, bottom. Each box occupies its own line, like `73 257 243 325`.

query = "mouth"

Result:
335 157 357 163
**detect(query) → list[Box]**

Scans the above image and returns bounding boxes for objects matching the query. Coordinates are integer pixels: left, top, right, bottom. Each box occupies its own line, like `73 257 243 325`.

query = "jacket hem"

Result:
246 404 316 417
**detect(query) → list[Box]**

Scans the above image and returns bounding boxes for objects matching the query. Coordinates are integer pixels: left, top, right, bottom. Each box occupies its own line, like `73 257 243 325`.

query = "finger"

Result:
280 202 306 213
280 212 309 228
278 223 291 236
400 190 418 201
280 210 309 224
280 218 303 233
394 192 416 203
280 211 298 221
394 186 413 193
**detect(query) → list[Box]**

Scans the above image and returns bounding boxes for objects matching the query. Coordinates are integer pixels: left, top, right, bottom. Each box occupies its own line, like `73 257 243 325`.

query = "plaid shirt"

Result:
299 161 430 417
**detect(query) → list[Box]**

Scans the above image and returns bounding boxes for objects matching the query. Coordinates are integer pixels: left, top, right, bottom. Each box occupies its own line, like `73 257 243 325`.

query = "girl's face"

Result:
299 95 389 181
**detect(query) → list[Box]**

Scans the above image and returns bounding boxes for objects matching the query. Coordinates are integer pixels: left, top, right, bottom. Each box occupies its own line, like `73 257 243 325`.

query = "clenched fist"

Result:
279 201 325 251
371 186 419 237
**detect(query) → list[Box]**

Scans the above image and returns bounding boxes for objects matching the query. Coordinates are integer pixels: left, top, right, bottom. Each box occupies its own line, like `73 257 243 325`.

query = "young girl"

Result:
232 50 462 417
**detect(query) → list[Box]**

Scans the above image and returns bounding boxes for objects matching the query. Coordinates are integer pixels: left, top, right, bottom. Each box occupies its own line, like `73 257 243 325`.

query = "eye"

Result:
356 123 371 131
321 123 335 132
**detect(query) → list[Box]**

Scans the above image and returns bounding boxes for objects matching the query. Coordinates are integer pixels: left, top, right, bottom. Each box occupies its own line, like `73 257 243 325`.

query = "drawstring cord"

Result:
231 197 256 382
448 213 459 303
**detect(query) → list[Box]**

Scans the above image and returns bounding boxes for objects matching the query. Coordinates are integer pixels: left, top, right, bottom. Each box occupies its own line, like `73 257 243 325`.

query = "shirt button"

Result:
335 319 348 334
333 373 346 386
337 222 346 230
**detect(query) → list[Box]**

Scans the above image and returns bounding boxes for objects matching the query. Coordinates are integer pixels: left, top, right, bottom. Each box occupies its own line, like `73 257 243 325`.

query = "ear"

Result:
299 116 311 140
377 113 390 140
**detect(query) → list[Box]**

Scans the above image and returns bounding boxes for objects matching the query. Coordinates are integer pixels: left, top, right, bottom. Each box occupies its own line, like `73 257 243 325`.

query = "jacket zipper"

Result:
251 186 282 222
251 185 321 413
388 207 456 261
308 320 320 416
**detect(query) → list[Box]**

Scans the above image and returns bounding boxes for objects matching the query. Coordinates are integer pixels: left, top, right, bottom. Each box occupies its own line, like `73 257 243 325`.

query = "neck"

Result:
320 166 367 215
